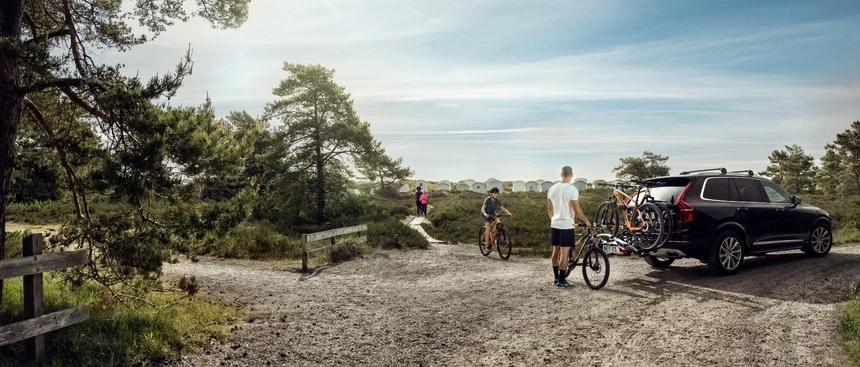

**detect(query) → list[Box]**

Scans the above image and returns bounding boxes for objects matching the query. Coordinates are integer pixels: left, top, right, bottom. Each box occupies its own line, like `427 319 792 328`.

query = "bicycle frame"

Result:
570 227 602 264
487 214 510 242
607 184 651 232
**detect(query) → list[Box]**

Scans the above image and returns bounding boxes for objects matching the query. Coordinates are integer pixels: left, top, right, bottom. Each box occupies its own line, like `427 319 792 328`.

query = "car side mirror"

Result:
791 195 800 206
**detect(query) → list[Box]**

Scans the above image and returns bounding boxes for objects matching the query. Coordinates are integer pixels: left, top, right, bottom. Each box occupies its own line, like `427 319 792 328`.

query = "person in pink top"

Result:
420 191 429 217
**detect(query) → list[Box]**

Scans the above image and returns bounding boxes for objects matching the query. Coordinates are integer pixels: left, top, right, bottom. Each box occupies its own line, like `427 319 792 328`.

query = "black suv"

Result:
639 168 833 275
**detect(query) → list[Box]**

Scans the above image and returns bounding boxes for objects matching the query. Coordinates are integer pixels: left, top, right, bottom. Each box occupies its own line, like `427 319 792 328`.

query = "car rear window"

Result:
646 178 690 203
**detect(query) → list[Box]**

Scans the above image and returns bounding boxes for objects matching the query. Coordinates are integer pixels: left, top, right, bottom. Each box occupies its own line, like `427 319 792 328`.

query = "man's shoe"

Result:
553 278 559 286
557 281 574 288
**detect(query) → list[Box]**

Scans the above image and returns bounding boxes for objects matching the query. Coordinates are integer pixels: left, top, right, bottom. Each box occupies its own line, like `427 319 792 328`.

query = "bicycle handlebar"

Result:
573 220 595 231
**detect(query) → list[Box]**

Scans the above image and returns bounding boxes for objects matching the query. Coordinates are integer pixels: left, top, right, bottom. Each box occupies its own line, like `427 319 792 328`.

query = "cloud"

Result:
102 1 860 182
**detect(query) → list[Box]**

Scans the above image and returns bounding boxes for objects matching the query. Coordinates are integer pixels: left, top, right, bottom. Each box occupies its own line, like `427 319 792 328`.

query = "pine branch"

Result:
22 97 86 221
19 77 106 95
24 29 71 45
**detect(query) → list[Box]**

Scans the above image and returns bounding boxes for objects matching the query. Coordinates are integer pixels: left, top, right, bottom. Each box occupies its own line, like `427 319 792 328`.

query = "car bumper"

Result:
659 228 711 259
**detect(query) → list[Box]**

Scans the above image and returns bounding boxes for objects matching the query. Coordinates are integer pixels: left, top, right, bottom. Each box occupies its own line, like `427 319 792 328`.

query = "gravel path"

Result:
164 243 860 367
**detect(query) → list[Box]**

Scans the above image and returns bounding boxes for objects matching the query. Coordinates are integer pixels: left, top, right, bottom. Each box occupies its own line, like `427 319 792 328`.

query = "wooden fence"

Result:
0 233 90 363
302 224 368 272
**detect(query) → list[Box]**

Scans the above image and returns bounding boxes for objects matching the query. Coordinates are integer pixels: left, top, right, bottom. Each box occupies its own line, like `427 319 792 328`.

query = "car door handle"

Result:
737 208 748 212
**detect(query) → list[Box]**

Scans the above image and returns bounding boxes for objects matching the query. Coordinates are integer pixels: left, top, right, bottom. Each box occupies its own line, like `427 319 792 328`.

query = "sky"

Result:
101 0 860 182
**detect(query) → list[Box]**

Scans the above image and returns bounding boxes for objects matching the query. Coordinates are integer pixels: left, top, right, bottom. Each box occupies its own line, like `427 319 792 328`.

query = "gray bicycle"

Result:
564 221 611 290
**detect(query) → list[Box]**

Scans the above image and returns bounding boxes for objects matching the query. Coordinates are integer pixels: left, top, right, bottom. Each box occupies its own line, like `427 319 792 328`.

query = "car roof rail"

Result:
679 167 727 175
726 170 755 176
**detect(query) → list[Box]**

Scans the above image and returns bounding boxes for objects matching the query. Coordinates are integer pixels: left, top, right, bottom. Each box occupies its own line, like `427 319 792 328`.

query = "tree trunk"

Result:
0 0 26 305
314 132 325 223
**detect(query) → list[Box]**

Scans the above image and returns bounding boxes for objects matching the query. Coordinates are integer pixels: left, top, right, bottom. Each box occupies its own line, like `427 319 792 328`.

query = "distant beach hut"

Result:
512 180 526 192
540 181 554 192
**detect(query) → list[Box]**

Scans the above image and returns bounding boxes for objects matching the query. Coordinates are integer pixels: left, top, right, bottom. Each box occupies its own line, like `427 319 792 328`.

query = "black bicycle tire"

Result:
478 226 491 256
497 228 512 260
633 202 665 251
582 247 610 290
653 202 675 249
594 201 619 237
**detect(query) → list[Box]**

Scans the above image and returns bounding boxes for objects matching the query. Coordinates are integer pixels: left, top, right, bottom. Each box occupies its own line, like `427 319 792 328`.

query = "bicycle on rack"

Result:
563 221 611 290
478 213 512 260
592 180 673 253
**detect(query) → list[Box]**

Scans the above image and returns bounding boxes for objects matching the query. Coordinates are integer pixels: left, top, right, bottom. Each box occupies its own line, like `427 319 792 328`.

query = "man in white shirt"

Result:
546 166 592 288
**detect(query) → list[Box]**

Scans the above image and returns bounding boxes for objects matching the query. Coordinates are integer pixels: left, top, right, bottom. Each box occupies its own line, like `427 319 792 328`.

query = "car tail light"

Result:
677 182 694 225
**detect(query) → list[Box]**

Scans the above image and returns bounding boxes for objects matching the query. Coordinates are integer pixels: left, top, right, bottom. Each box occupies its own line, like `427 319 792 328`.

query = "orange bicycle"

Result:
478 213 512 260
593 180 673 252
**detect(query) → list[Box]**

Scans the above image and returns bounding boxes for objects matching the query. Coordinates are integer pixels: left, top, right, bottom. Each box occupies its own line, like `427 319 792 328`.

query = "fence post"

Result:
23 233 45 363
301 234 308 273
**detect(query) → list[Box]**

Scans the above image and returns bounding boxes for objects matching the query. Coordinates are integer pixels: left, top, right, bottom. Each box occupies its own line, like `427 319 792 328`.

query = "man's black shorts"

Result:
551 228 575 247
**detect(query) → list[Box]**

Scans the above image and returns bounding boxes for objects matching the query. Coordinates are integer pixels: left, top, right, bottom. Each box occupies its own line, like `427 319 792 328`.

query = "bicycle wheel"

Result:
654 202 675 248
631 202 666 251
478 226 491 256
565 242 583 278
582 247 610 290
593 201 619 237
496 228 512 260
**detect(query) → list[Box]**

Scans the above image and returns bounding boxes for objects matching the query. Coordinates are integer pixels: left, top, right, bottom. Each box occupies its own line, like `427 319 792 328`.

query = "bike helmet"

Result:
488 186 500 193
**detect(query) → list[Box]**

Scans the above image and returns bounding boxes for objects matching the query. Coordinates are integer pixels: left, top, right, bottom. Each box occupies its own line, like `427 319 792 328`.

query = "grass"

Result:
840 281 860 366
420 189 609 257
0 275 241 366
366 218 429 250
836 229 860 246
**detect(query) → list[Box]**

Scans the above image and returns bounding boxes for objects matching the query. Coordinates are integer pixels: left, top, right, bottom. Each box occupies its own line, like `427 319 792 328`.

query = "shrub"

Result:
367 218 429 249
330 243 361 263
423 189 610 256
209 220 302 259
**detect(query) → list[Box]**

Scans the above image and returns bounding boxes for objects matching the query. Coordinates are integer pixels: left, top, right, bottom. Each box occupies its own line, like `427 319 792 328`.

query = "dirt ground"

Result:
163 241 860 367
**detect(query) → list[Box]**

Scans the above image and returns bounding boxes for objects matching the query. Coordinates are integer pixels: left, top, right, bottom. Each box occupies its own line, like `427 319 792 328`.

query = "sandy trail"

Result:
164 241 860 366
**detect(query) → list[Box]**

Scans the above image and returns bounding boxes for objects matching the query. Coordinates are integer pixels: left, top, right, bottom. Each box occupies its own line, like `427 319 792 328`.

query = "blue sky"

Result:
104 0 860 183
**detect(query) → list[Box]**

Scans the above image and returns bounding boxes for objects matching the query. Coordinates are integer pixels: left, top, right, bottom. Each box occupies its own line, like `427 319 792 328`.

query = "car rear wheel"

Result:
803 223 832 258
707 231 744 276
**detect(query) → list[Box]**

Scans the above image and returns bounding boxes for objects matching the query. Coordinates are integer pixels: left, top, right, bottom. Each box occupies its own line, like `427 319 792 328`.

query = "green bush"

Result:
5 200 75 225
209 220 302 259
423 190 610 256
330 242 361 263
367 218 429 249
840 280 860 366
4 230 26 259
803 195 860 232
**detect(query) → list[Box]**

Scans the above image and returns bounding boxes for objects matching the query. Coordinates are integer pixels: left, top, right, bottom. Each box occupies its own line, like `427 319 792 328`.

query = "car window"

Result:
701 178 731 201
731 178 765 202
760 180 791 204
646 178 691 203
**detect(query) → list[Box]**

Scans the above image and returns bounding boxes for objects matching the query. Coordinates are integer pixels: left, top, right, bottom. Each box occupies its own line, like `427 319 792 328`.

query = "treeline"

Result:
758 122 860 196
7 62 421 289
